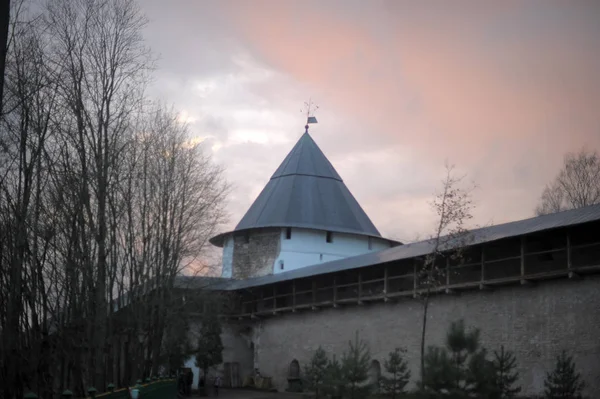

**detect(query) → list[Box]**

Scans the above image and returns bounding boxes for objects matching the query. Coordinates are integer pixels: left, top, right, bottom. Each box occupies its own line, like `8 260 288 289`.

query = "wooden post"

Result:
413 260 418 298
567 231 578 279
567 231 572 270
446 257 450 286
312 280 317 309
358 271 363 304
445 257 453 294
251 288 265 316
480 245 486 290
384 266 389 302
292 281 296 312
333 276 338 307
520 236 528 285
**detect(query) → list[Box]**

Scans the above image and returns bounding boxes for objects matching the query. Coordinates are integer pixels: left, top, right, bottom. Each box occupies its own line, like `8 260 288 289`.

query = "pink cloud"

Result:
215 1 600 229
142 0 600 240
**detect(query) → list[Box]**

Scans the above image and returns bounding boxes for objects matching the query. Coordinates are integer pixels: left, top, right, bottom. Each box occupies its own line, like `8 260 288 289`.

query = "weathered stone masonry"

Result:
232 228 280 279
252 275 600 397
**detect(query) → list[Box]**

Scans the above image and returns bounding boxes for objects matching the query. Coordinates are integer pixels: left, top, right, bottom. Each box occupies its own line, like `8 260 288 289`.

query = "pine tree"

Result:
304 346 329 398
381 347 411 398
422 320 494 398
466 348 495 398
323 355 345 399
422 346 456 394
341 331 372 399
161 313 192 376
491 345 521 398
194 305 224 396
544 350 585 399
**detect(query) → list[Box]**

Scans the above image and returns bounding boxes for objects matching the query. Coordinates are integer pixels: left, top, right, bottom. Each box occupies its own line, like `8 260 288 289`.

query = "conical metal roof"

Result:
270 132 342 180
210 132 382 247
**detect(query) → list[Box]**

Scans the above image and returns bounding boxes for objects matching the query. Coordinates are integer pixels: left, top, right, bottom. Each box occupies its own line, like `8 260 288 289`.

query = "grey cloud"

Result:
138 0 600 243
142 0 240 78
200 114 229 141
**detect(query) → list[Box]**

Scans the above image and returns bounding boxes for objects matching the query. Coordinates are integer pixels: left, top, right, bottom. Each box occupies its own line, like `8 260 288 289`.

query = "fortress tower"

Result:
195 120 600 397
209 129 400 279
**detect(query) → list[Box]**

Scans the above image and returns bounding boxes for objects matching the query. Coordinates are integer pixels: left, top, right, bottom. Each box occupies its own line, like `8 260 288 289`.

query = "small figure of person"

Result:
178 373 185 395
214 375 222 397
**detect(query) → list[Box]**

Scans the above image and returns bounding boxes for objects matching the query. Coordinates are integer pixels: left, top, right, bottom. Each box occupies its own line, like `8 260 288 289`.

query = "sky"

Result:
140 0 600 243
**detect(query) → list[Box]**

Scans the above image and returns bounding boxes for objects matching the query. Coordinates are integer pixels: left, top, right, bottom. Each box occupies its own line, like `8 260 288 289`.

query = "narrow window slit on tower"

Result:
326 231 333 243
286 227 292 240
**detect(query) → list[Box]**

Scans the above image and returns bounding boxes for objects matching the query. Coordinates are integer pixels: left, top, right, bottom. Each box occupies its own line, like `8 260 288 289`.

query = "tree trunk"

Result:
420 295 429 390
0 0 10 115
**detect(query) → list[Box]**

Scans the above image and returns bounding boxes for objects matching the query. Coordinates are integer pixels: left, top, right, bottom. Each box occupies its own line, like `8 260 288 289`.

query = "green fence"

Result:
24 378 177 399
95 379 177 399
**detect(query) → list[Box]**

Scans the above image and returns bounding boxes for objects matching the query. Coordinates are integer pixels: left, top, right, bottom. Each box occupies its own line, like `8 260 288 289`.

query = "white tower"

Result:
210 113 400 279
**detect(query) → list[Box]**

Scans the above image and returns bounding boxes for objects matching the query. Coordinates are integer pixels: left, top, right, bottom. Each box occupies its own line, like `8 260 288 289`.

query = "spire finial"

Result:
301 98 319 133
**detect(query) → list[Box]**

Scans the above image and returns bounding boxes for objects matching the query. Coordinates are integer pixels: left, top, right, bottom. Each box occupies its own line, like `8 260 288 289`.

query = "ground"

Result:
192 389 303 399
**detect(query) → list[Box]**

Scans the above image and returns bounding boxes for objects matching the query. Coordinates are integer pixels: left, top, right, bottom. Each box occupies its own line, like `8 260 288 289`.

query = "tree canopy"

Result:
536 149 600 215
195 307 224 374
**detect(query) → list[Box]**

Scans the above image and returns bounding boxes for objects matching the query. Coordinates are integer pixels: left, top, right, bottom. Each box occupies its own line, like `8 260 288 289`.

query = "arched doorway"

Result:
287 359 302 392
289 359 300 379
368 360 381 393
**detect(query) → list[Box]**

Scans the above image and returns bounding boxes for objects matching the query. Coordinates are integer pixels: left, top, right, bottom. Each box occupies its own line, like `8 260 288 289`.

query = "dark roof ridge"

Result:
214 202 600 290
209 130 383 246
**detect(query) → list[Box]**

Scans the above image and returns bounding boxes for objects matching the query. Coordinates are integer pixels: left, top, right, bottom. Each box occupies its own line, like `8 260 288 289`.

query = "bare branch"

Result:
536 149 600 216
417 161 477 389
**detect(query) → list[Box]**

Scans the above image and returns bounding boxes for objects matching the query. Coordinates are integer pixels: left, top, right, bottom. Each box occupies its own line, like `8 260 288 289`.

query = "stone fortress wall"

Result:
250 275 600 397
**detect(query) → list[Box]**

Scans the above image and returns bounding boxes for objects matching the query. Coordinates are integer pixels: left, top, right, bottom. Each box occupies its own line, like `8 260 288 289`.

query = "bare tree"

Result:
119 104 228 380
0 1 229 397
416 162 476 389
0 0 10 114
0 5 63 396
44 0 153 389
536 149 600 216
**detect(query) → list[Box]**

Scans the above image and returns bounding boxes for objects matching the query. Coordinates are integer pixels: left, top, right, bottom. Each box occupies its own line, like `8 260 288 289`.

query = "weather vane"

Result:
301 98 319 133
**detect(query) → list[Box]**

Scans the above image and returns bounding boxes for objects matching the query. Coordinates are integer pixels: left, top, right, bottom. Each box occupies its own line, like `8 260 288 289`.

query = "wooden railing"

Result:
227 234 600 319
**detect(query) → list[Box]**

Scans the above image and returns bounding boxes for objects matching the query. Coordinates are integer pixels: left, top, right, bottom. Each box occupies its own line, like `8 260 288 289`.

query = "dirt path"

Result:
191 389 303 399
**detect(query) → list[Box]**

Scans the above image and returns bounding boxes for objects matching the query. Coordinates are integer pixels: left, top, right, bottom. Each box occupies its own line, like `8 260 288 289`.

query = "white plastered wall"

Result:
273 227 391 274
